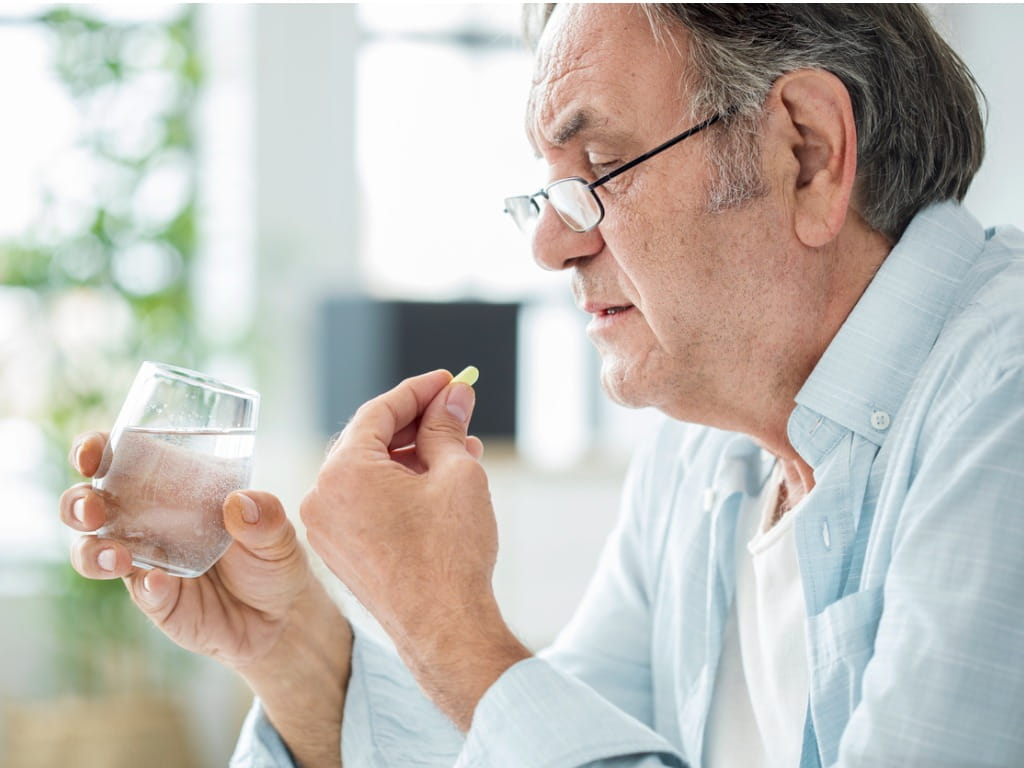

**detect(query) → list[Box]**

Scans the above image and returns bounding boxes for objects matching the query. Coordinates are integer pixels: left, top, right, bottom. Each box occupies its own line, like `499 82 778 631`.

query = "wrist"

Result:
238 578 352 768
397 596 532 732
237 575 349 679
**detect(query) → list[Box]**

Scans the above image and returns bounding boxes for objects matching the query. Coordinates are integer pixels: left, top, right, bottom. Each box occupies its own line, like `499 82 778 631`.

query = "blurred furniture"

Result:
318 298 519 438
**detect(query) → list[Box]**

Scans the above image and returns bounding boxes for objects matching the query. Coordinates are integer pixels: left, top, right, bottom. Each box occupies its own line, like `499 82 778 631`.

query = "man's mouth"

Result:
581 301 636 317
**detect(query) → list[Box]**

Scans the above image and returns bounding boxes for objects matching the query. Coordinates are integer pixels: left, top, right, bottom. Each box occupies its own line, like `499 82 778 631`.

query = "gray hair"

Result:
524 4 986 241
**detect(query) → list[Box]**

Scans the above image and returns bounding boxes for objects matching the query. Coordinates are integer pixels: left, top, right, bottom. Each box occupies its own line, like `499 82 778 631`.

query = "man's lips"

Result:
581 301 636 317
581 302 638 335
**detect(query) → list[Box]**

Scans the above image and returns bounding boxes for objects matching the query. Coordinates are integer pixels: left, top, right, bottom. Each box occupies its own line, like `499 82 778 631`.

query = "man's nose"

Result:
530 205 605 271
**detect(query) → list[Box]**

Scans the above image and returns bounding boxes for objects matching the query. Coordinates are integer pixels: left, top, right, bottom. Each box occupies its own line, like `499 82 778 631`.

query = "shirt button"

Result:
870 410 891 431
821 519 832 549
702 488 717 512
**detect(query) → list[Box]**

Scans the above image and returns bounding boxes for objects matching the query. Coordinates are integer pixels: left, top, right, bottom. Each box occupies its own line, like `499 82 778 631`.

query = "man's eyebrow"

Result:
551 109 590 146
527 108 590 159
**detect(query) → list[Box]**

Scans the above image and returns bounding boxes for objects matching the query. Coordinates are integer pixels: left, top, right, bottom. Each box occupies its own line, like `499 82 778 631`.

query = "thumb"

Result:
416 378 477 466
223 490 300 562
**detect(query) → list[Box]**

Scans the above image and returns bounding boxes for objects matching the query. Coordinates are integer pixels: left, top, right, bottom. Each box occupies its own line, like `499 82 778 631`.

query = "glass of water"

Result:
93 361 260 578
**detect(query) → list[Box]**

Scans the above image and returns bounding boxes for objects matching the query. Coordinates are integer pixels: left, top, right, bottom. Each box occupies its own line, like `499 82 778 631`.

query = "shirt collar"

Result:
788 202 985 467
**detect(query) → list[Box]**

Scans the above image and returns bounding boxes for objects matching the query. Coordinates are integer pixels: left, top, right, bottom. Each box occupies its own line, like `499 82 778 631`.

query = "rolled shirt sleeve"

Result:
230 699 296 768
229 626 464 768
341 627 464 766
457 657 683 768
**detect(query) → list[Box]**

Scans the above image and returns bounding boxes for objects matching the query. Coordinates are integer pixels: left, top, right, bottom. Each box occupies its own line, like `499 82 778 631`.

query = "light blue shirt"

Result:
232 202 1024 767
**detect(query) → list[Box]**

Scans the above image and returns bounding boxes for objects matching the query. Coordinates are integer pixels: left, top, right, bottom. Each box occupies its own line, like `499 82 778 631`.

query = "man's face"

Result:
527 5 794 426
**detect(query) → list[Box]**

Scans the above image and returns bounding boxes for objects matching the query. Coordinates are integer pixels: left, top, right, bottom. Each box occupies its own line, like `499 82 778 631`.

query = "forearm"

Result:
237 580 352 767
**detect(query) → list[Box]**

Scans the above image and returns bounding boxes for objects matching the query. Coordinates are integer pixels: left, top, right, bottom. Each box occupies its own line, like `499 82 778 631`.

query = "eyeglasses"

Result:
504 112 723 235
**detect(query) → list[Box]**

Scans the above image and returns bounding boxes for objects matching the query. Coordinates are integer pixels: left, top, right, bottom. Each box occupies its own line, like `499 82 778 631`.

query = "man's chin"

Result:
598 362 650 410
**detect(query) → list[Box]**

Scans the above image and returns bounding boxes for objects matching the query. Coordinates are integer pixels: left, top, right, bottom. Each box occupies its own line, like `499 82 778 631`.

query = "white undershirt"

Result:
703 461 810 768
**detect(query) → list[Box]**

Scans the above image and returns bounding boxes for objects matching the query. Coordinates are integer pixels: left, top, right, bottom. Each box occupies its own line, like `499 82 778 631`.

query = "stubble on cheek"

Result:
593 181 723 412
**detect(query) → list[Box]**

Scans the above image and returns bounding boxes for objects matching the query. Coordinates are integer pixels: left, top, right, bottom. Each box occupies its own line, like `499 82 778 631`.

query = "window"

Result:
356 4 556 301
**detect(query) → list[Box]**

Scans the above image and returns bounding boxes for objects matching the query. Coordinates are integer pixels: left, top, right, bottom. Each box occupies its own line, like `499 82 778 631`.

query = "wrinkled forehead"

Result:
526 4 691 152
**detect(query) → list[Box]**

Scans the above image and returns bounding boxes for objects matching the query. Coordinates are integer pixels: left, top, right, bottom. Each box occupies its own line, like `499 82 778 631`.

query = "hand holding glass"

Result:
93 361 260 578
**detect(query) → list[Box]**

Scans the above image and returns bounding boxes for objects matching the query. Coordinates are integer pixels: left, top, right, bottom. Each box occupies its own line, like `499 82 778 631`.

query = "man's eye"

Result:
588 157 620 176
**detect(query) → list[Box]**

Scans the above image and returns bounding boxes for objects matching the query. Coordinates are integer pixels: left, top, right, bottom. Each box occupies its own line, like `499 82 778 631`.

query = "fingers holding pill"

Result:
336 369 451 456
302 365 495 650
332 367 481 465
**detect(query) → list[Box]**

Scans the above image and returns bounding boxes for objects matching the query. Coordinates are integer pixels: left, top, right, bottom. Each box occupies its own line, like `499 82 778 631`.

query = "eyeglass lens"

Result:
546 178 601 232
503 178 602 235
504 196 538 233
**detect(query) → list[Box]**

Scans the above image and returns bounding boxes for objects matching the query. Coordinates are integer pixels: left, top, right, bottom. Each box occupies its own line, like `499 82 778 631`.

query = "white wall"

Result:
933 4 1024 229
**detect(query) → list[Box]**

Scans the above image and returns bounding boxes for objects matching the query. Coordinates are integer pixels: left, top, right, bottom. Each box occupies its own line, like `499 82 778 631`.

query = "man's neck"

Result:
754 214 893 509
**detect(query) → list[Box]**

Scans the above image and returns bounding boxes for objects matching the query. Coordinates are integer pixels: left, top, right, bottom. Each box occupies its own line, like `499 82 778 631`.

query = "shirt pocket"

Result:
805 585 884 764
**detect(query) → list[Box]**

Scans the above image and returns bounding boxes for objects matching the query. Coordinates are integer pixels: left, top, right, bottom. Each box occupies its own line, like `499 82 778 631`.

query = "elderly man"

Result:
62 4 1024 767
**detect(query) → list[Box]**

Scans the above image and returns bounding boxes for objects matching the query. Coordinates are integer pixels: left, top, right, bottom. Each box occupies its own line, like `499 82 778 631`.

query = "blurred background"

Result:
0 4 1021 766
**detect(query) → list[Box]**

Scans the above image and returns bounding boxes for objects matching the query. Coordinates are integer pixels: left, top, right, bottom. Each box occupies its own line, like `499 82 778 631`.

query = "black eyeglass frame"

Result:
505 111 725 234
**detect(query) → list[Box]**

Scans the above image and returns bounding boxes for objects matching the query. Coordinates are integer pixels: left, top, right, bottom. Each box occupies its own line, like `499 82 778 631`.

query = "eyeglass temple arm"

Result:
588 112 725 191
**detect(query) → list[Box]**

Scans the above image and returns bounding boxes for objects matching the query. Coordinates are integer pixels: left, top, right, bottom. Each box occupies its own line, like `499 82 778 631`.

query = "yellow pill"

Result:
451 365 479 387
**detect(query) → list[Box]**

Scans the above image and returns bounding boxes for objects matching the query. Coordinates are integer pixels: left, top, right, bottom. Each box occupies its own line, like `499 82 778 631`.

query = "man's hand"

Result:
60 432 350 767
301 369 531 730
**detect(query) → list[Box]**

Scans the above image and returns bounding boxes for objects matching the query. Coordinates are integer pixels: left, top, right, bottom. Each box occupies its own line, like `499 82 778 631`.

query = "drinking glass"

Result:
93 361 260 578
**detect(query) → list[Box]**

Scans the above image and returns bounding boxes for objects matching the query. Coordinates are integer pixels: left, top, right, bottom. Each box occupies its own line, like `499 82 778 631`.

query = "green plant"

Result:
0 5 204 695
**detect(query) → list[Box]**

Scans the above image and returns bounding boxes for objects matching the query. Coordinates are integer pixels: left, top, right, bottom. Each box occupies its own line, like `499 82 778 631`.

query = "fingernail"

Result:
72 498 86 524
237 493 259 524
98 549 116 572
446 383 474 423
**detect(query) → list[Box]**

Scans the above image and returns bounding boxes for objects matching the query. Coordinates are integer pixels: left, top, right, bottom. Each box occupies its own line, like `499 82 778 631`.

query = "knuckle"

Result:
324 430 344 458
455 452 485 476
398 373 422 388
122 573 145 604
422 418 463 439
353 399 378 420
298 489 318 527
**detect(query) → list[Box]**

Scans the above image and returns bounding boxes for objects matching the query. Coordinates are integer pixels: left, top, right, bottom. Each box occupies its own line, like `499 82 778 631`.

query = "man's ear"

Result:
767 69 857 248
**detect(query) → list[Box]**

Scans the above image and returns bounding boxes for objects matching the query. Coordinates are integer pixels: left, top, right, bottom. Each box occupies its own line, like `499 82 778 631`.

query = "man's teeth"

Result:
604 306 629 315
